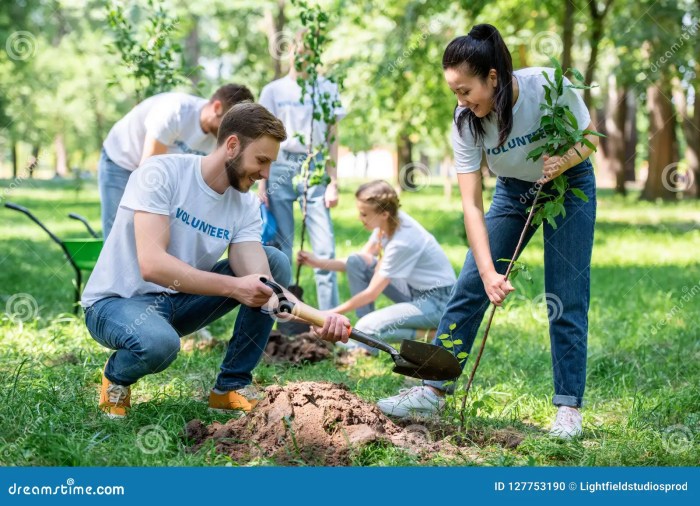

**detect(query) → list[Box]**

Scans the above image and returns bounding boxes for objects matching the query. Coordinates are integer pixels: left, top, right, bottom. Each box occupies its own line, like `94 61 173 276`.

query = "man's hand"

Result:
481 270 515 306
230 274 274 307
312 312 351 343
297 250 320 268
324 181 339 208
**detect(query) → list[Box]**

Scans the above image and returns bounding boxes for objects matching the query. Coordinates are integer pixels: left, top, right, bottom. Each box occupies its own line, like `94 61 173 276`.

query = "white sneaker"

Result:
549 406 583 439
377 386 445 418
192 327 214 341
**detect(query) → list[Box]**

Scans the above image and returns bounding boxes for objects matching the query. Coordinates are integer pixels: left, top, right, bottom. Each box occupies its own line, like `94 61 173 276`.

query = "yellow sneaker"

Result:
99 364 131 418
208 385 264 413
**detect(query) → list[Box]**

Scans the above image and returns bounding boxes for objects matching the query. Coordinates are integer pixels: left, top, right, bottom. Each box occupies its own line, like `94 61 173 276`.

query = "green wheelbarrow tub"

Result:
62 238 104 270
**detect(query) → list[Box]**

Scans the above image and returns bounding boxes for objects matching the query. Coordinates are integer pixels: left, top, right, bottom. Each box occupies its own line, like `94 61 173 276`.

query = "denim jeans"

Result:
265 151 339 309
97 148 132 239
345 254 453 349
424 159 596 408
84 246 291 390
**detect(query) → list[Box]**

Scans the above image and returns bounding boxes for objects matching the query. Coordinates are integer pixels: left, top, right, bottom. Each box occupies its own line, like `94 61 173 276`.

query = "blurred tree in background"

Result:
0 0 698 200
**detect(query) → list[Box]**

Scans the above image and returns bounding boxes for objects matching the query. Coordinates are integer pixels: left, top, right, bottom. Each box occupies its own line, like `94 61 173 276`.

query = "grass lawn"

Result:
1 176 699 466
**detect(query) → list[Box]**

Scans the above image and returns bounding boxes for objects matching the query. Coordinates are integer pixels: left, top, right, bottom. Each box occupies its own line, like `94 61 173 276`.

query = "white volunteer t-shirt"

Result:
259 75 346 153
81 154 262 307
103 93 216 171
369 211 456 292
452 67 591 182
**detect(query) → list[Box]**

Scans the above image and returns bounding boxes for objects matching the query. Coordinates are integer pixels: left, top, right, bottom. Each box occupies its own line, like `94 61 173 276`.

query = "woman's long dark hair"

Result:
442 24 513 147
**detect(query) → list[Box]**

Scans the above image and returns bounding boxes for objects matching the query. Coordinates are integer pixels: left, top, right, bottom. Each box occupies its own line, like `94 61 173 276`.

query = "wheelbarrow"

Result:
5 202 103 313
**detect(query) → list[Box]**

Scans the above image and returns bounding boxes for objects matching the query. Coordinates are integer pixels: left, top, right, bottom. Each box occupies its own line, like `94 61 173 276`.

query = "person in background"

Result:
298 180 456 352
99 84 254 238
258 33 345 310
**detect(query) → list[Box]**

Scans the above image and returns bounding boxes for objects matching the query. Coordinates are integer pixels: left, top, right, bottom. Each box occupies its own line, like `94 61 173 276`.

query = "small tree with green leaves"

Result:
105 0 195 101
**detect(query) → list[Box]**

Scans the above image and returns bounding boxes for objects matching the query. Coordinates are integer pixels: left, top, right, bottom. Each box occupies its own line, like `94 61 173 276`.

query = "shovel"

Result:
261 278 461 381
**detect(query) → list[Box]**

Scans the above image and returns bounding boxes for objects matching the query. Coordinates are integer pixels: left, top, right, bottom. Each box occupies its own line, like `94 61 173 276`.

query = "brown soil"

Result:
263 331 334 365
184 381 525 466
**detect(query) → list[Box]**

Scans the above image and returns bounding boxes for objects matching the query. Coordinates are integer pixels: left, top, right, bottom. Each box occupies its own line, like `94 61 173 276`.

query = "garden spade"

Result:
261 278 461 381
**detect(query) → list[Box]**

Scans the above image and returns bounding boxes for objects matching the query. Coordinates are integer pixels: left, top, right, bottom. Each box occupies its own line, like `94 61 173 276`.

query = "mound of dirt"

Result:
185 382 523 466
263 331 334 365
185 381 430 465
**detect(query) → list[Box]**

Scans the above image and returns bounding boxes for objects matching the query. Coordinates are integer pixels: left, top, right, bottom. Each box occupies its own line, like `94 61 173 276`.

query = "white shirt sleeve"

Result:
451 119 483 174
328 81 346 121
120 159 173 216
258 84 276 116
144 101 183 145
231 197 263 244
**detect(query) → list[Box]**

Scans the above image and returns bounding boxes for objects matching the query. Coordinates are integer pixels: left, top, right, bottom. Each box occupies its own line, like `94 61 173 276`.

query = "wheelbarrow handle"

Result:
4 202 64 247
68 213 100 238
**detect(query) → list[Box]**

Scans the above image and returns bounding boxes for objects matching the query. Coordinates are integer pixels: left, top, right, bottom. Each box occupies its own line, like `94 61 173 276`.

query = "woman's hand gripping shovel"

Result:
260 277 461 382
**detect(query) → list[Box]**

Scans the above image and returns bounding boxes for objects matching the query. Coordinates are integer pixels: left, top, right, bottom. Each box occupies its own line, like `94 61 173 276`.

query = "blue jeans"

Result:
424 159 597 408
345 254 453 347
97 148 132 238
265 151 339 309
84 246 291 390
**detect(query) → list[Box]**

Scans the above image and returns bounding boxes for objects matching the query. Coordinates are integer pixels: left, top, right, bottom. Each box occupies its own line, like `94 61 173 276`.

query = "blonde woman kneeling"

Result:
297 180 456 352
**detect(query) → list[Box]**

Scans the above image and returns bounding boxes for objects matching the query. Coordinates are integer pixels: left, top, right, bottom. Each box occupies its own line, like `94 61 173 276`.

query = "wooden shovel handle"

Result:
290 304 351 336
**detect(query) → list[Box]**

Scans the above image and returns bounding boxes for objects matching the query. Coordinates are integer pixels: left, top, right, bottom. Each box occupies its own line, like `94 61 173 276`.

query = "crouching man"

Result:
82 103 350 418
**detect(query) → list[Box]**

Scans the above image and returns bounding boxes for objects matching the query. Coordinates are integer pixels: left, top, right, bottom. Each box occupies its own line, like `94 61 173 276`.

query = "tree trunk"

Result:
675 67 700 198
604 81 627 195
641 78 678 200
11 141 18 179
185 17 201 86
54 134 68 177
27 145 39 179
624 88 637 182
264 0 286 79
583 0 613 106
397 133 413 190
562 0 576 73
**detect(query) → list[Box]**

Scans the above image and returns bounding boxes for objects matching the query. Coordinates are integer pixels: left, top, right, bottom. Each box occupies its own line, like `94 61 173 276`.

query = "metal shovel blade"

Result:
392 340 462 381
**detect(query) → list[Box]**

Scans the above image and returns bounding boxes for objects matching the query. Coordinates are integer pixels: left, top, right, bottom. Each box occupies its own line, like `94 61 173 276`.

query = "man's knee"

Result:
346 254 371 274
264 246 291 287
136 331 180 373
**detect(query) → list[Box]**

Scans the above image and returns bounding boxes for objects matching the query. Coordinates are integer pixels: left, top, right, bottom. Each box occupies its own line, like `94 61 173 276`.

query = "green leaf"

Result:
457 352 468 359
449 323 456 330
570 68 584 82
571 188 589 202
452 340 463 345
442 341 454 349
437 333 451 340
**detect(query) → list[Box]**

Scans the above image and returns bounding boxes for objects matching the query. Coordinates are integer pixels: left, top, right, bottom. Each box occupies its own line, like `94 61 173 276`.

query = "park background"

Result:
0 0 698 466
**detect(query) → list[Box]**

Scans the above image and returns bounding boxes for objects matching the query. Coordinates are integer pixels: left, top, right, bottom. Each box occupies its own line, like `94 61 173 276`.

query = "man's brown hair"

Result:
210 84 254 111
216 102 287 146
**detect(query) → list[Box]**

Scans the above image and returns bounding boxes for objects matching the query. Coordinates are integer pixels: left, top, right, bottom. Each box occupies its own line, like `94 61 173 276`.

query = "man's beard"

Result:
225 153 246 191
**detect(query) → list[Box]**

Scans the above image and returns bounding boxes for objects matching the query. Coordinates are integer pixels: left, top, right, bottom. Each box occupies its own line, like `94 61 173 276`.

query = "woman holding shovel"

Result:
377 24 599 439
297 180 456 353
